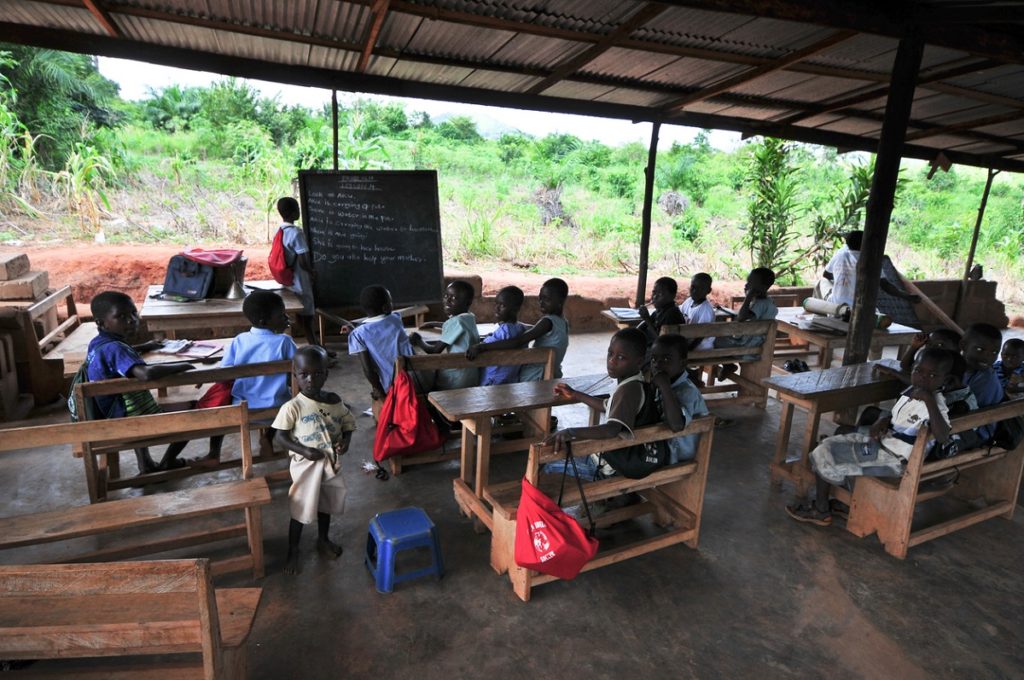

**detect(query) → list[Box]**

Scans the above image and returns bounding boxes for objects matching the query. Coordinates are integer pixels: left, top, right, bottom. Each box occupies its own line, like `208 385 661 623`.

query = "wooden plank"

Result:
80 361 292 397
404 347 552 372
0 479 269 549
0 560 200 596
907 501 1014 547
58 525 247 565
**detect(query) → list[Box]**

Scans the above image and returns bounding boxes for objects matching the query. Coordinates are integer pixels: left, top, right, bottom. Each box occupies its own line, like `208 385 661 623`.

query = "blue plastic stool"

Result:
365 507 444 593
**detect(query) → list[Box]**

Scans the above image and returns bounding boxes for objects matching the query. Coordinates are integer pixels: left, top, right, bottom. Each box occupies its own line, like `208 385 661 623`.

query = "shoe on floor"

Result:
785 503 832 526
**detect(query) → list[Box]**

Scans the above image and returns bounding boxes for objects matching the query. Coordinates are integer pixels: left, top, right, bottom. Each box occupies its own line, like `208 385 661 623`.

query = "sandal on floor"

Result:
785 503 832 526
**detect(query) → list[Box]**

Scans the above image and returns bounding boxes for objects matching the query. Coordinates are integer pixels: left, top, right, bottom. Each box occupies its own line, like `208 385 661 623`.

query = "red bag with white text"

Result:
372 370 444 462
514 445 598 580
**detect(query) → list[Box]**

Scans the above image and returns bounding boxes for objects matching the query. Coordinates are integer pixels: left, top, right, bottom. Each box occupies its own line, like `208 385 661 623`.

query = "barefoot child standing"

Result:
273 346 355 575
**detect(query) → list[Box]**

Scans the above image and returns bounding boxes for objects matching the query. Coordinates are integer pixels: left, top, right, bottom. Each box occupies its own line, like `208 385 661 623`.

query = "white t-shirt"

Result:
825 246 859 307
680 298 716 351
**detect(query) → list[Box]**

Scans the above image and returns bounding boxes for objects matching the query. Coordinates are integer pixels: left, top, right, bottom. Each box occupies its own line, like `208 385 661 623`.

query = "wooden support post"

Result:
954 167 998 323
845 34 924 366
635 122 660 307
332 89 339 171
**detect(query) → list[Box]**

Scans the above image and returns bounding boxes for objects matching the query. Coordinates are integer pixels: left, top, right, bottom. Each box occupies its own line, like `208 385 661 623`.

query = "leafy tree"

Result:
142 85 202 132
435 115 481 143
498 132 531 164
744 137 798 272
0 44 120 168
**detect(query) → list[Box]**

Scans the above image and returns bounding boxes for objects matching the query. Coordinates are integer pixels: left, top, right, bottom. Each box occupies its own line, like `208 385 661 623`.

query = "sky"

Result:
97 56 744 152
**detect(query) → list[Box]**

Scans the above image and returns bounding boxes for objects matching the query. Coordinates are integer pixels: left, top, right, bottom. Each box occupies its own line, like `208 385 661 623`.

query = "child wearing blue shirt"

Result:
960 323 1005 447
480 286 526 386
467 278 569 382
348 285 413 411
409 280 480 390
650 334 710 463
83 291 197 473
995 338 1024 397
276 196 327 351
191 290 298 467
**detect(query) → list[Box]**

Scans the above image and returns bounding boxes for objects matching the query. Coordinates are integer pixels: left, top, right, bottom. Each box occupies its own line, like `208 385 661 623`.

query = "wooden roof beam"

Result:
357 0 390 73
662 29 856 112
82 0 120 37
777 57 1003 125
904 109 1024 142
526 3 668 95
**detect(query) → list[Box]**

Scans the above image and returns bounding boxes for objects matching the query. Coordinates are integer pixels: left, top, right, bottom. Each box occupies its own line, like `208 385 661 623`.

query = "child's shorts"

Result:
810 433 905 485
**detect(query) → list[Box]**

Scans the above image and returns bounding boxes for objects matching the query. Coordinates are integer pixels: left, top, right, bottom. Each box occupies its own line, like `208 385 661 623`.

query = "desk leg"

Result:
459 421 476 487
797 405 821 496
474 417 492 499
820 347 834 370
588 406 602 427
771 401 795 486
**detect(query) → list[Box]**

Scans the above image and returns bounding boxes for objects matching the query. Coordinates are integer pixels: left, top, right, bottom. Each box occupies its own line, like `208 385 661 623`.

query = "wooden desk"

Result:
764 360 904 494
139 282 304 339
776 307 918 369
428 373 614 529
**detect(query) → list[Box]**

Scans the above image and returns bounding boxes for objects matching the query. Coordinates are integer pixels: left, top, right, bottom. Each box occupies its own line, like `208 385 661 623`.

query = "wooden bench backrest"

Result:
525 415 715 484
660 319 777 362
0 558 223 678
0 403 256 478
400 346 555 380
76 359 294 400
905 398 1024 467
23 285 81 352
730 293 801 309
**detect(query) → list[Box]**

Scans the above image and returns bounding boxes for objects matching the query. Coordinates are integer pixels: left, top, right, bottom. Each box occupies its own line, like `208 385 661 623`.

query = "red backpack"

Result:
373 370 445 462
268 226 294 286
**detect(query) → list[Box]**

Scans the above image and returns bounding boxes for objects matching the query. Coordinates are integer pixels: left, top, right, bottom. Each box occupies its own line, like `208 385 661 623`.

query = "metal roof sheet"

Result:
3 0 103 34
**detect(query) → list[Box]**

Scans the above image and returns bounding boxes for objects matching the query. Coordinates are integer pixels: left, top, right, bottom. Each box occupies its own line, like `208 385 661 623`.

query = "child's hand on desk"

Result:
552 383 575 400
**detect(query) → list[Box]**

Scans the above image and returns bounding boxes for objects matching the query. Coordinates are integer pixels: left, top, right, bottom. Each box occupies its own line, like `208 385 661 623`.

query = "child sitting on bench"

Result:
348 285 413 416
468 278 570 382
786 347 954 526
191 290 297 467
637 276 685 345
408 280 479 390
650 334 710 464
84 291 198 473
995 337 1024 397
273 346 355 575
544 328 651 480
480 286 526 386
714 267 778 380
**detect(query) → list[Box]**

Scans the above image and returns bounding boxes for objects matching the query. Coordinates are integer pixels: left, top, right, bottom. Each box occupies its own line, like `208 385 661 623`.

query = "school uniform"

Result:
222 327 297 408
481 321 526 386
659 373 710 464
279 223 315 315
272 393 356 524
348 312 413 393
680 298 716 350
519 314 570 382
964 367 1003 444
435 312 480 390
85 331 160 419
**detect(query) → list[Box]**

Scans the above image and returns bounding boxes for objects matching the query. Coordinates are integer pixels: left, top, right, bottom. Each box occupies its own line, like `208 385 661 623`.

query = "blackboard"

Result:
298 170 444 308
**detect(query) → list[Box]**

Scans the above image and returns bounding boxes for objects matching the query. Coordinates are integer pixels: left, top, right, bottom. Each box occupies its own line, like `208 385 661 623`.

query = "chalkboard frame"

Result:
297 169 445 309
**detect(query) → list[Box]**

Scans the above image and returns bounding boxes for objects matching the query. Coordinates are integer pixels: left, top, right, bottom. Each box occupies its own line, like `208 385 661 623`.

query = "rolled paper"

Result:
802 297 849 318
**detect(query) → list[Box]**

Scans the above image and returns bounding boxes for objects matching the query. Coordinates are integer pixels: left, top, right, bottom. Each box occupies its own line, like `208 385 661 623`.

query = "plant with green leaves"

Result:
51 137 116 231
744 137 799 274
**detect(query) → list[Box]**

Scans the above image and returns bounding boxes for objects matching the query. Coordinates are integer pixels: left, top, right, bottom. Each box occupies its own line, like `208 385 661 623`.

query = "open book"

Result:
154 340 224 359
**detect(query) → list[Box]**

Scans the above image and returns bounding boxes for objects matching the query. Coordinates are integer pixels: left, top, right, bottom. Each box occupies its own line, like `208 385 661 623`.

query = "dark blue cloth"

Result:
964 367 1003 441
85 331 143 419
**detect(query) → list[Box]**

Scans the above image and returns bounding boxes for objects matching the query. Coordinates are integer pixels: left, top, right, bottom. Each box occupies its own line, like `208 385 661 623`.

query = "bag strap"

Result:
558 441 596 536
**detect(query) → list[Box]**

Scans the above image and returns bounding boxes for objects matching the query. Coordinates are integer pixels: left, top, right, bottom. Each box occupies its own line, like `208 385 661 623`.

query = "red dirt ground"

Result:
3 244 748 316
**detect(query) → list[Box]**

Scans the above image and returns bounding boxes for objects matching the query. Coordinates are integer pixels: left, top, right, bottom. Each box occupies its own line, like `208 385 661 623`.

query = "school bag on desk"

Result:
514 443 598 580
161 254 215 300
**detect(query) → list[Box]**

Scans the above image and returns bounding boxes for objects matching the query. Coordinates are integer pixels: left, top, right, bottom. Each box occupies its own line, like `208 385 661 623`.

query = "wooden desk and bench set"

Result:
0 403 269 579
0 558 261 679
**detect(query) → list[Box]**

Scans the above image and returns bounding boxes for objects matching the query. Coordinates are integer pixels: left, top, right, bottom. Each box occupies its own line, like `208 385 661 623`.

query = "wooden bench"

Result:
0 285 94 404
73 360 295 502
662 319 777 408
487 416 714 601
386 347 556 475
0 559 261 679
837 399 1024 558
0 404 269 578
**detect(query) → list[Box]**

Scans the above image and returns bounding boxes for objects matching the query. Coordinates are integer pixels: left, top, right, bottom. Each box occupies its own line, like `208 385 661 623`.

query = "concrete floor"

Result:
3 332 1023 679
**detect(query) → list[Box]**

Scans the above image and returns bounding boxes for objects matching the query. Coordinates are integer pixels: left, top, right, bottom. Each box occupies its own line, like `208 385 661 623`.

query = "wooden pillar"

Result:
954 167 998 323
635 122 660 307
844 34 924 365
332 89 339 171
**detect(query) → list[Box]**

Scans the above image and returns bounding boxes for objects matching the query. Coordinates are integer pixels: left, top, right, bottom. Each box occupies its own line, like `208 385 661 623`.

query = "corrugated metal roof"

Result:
1 0 1023 171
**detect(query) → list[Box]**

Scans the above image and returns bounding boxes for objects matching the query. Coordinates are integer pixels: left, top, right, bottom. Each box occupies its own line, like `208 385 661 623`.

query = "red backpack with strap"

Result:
268 226 294 286
373 369 445 462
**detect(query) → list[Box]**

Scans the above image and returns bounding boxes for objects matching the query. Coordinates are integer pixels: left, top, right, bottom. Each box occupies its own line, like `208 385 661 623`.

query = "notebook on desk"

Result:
608 307 642 321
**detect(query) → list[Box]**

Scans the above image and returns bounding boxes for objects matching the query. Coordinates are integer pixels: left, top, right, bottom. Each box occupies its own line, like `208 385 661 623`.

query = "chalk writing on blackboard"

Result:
298 170 444 308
